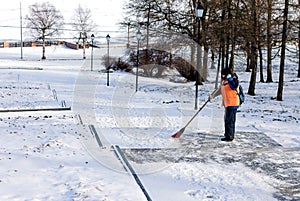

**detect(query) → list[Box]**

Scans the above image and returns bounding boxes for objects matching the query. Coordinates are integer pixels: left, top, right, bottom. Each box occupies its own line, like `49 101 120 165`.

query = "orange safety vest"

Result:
221 80 240 107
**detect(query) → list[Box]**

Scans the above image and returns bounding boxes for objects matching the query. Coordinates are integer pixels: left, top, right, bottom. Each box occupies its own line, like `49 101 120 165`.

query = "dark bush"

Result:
111 48 202 82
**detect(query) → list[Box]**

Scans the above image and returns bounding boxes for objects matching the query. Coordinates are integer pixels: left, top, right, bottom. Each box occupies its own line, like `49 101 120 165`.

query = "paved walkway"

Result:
123 132 300 200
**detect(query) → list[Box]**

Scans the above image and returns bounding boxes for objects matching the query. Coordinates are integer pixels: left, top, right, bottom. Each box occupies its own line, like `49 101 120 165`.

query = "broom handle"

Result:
183 87 221 129
183 99 210 129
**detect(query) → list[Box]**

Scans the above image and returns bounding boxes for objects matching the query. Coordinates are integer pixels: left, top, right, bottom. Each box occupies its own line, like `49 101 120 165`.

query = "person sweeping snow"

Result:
172 68 242 139
210 68 240 141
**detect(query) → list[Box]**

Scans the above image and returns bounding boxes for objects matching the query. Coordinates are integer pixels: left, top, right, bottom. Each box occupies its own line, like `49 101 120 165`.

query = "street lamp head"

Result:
196 3 204 18
106 34 111 42
91 34 95 40
136 30 142 41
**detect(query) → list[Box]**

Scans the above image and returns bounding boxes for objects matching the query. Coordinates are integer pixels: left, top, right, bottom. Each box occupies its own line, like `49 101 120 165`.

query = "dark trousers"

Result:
224 107 237 139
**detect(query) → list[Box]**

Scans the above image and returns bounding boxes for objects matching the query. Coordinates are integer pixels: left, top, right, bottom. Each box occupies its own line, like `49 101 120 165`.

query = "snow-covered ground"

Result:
0 45 299 201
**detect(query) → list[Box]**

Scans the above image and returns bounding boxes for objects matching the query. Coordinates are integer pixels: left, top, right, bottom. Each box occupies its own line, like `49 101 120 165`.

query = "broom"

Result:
171 88 220 138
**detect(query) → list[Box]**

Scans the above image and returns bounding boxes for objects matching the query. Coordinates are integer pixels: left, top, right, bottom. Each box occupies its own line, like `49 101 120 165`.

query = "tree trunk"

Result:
220 8 226 71
221 40 225 71
42 40 46 60
226 0 233 71
248 46 258 96
248 0 258 96
276 0 289 101
203 47 208 81
215 44 222 89
259 42 264 82
81 32 87 59
82 39 86 59
196 17 203 85
202 8 209 81
266 0 273 82
42 30 46 60
298 14 300 78
197 45 203 85
229 5 235 72
245 42 251 72
211 50 216 69
146 4 150 50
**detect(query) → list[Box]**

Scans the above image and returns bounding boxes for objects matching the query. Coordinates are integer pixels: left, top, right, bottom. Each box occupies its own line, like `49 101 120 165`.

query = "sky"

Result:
0 0 126 41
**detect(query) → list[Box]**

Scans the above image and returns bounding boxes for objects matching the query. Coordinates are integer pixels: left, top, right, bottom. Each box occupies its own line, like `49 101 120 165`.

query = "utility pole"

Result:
20 1 23 59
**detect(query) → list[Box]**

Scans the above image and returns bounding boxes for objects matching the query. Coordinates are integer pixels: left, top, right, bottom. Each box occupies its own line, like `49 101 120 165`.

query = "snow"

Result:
0 45 299 201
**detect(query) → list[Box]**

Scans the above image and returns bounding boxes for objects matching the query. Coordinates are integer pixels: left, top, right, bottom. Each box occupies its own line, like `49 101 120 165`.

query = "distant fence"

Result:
0 40 127 49
64 41 90 50
0 40 92 50
0 41 37 48
0 41 62 48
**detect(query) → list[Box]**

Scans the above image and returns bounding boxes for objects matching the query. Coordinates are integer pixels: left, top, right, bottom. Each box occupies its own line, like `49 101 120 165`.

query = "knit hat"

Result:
221 68 232 76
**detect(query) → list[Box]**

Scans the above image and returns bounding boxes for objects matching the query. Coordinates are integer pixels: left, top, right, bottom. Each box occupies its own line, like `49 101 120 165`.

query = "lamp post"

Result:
127 22 131 48
90 34 95 71
195 2 204 110
106 34 110 86
136 29 142 92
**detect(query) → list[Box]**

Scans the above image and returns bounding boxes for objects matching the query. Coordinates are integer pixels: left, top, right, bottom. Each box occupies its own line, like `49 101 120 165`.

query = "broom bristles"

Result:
171 128 185 138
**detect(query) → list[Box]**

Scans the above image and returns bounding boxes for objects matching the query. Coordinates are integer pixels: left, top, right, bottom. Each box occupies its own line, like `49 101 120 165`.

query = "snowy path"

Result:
122 132 300 200
0 46 299 200
72 70 299 200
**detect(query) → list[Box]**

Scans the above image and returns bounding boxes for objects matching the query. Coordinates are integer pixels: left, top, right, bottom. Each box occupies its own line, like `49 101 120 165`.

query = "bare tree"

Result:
298 0 300 78
266 0 274 82
248 0 259 96
72 4 96 59
122 0 298 101
25 2 64 60
293 0 300 78
299 22 300 78
277 0 289 101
